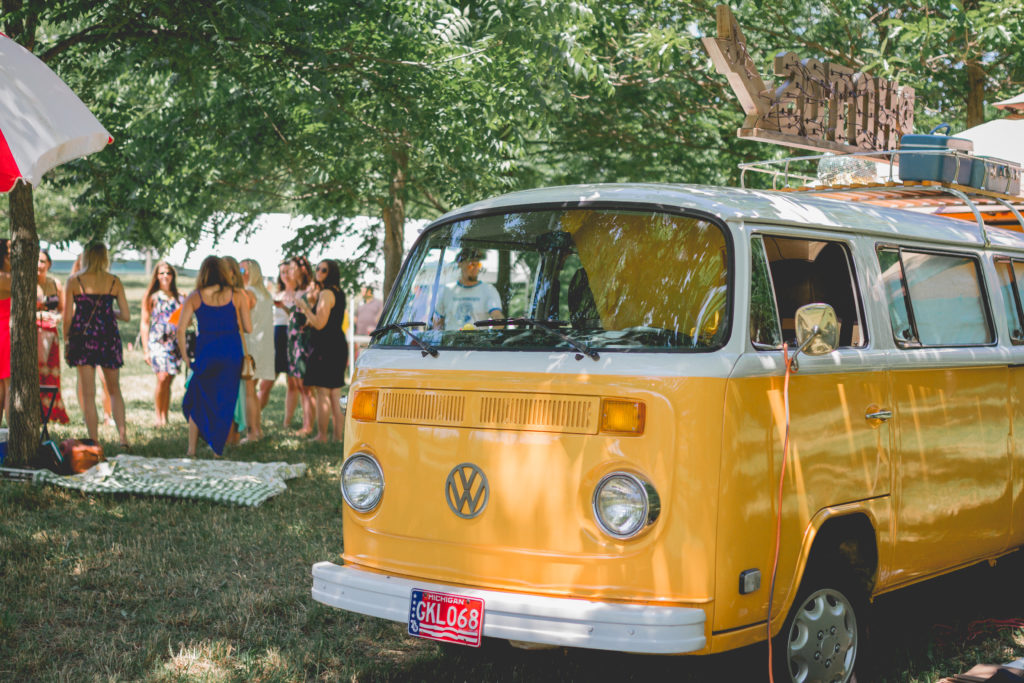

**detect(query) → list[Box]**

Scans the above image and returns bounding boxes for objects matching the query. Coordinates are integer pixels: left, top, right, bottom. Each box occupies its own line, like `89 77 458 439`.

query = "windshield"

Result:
375 207 731 353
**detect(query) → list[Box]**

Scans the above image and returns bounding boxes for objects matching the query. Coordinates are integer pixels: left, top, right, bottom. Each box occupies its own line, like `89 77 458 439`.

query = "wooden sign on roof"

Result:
701 5 914 154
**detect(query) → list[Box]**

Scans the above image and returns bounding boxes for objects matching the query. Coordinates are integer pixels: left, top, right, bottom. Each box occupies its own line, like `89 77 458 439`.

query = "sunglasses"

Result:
241 267 247 274
316 266 328 273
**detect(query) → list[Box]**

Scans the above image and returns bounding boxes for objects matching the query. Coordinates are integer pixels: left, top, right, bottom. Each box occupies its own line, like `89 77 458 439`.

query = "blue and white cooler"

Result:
899 123 975 185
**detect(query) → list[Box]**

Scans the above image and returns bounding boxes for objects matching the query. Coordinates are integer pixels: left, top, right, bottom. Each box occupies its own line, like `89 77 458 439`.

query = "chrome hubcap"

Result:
786 587 857 683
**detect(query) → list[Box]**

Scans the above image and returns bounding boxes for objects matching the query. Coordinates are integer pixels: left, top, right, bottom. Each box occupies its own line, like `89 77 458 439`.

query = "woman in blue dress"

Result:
176 256 252 456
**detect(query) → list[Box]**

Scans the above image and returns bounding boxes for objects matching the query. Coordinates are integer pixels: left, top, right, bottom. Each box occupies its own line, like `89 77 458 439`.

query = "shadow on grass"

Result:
858 552 1024 681
329 554 1024 683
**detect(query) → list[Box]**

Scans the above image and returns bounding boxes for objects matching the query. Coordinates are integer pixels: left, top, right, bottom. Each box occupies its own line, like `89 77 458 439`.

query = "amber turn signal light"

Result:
600 399 645 435
350 389 379 422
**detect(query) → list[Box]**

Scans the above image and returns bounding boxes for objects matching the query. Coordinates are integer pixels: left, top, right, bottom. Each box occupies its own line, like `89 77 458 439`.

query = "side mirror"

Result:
791 303 839 370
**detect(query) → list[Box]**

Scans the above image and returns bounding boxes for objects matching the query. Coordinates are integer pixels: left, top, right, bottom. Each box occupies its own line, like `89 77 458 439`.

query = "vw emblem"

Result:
445 463 489 519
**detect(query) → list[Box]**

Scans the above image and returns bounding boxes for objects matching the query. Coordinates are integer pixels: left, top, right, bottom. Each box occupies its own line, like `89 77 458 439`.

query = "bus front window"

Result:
376 208 731 353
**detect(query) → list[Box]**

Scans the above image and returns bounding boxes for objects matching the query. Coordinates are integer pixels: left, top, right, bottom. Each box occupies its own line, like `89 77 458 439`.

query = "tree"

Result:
0 0 299 464
4 0 42 467
880 0 1024 128
247 1 630 297
3 0 1022 469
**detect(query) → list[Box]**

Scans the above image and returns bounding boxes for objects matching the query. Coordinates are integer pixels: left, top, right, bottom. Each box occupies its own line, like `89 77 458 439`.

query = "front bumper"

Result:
311 562 707 654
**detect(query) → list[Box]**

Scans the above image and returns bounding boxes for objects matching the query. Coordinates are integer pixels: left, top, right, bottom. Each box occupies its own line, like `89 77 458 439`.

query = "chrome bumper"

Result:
311 562 706 654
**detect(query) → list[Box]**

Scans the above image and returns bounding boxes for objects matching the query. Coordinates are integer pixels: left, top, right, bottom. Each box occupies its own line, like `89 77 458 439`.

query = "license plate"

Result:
408 588 485 647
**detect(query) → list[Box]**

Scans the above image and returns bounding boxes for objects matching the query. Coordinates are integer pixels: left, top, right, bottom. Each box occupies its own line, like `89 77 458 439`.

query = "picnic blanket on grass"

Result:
33 455 307 507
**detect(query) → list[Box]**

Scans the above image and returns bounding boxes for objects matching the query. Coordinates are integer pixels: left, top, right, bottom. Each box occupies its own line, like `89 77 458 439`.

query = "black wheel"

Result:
775 574 863 683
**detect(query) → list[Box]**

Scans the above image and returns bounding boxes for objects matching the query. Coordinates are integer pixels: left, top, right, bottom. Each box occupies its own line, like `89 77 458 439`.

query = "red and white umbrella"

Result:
0 32 111 193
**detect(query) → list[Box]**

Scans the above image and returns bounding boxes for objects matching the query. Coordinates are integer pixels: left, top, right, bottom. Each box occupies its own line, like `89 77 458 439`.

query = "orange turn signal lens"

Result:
350 390 379 422
600 399 645 435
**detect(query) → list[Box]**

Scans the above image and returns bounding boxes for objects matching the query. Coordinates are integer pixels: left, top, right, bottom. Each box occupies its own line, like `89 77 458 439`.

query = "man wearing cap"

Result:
434 248 504 330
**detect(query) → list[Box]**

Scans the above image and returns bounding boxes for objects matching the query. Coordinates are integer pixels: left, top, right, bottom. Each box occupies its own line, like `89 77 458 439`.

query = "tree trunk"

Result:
963 0 985 129
966 61 986 128
3 2 42 466
381 148 408 301
8 181 40 466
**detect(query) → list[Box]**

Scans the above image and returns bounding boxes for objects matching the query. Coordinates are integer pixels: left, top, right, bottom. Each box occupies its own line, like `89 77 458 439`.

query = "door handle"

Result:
865 408 892 422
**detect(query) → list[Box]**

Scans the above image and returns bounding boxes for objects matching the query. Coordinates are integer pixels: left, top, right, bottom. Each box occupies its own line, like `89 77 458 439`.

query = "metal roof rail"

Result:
738 150 1024 241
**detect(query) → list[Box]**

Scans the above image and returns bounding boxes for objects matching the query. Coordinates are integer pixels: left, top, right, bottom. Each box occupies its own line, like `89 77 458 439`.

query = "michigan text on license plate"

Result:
408 589 485 647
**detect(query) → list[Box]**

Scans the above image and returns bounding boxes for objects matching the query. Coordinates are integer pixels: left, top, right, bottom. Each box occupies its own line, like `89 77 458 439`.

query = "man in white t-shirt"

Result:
434 248 504 330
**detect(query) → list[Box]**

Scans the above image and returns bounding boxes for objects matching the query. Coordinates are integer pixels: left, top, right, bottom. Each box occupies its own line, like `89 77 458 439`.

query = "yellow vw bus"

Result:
313 180 1024 682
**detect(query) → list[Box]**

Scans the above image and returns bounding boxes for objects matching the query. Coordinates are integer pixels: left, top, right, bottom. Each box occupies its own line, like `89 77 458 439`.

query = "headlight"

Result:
592 472 660 539
341 453 384 512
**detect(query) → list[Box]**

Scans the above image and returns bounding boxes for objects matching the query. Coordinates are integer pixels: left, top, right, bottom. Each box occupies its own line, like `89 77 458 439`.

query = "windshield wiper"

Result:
369 321 438 357
473 317 599 361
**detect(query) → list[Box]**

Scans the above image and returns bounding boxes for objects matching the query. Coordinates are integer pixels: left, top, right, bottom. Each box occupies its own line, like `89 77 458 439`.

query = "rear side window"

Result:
750 237 782 348
877 247 993 347
994 259 1024 344
750 235 865 348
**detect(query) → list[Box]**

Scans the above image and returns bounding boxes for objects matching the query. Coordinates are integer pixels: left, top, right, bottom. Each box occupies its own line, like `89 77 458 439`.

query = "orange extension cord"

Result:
767 343 795 683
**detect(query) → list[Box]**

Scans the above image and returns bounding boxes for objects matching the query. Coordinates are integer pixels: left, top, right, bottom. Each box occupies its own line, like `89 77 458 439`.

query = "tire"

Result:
774 572 863 683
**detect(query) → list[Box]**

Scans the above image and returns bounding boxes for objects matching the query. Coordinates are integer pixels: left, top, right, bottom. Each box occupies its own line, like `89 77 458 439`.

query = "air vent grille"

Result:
479 396 596 433
375 390 599 434
378 391 466 425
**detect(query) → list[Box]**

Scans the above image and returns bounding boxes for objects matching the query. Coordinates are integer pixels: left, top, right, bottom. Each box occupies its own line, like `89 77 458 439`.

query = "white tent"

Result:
165 214 427 277
957 118 1024 166
958 92 1024 166
47 213 428 281
994 93 1024 111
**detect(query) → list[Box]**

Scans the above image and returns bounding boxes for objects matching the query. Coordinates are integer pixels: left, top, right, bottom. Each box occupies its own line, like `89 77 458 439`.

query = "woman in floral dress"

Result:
64 242 130 447
37 249 69 424
285 255 316 435
140 262 184 426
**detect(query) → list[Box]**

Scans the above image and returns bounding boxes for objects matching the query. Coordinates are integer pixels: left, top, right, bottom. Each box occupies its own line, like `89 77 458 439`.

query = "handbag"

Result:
235 295 256 380
58 438 105 474
240 352 256 380
32 440 67 474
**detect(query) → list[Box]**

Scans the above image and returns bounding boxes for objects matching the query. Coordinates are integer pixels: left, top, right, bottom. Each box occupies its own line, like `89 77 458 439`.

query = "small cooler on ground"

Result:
899 124 975 185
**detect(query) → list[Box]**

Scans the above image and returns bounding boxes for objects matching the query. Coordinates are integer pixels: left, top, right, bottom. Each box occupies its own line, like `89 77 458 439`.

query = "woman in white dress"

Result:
242 259 274 441
261 262 290 412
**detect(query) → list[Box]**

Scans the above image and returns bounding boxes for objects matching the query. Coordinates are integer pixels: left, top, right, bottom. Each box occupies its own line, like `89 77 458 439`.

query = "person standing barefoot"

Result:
63 242 130 447
285 256 316 435
295 259 348 442
140 262 184 426
177 256 251 456
36 249 69 424
241 259 273 441
261 261 290 413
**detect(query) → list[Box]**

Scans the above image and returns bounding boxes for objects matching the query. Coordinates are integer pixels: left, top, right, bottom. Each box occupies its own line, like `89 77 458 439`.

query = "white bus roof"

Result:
432 183 1024 253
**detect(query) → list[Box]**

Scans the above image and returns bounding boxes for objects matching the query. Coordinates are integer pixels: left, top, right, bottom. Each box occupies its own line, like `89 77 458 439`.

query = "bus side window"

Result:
750 236 782 348
994 259 1024 344
878 247 993 347
754 235 865 348
877 249 915 345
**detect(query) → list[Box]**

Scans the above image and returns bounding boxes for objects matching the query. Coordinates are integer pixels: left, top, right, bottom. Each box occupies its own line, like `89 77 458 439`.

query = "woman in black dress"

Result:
295 259 348 443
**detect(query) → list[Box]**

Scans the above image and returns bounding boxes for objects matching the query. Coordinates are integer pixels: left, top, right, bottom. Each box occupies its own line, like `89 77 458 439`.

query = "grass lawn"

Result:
1 275 1023 681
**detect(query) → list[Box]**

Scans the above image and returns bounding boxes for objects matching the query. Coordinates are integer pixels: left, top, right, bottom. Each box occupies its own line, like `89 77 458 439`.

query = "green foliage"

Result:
5 0 1024 271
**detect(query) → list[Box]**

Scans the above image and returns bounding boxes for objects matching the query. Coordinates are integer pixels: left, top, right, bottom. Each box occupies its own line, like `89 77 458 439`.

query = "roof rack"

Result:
738 151 1024 244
